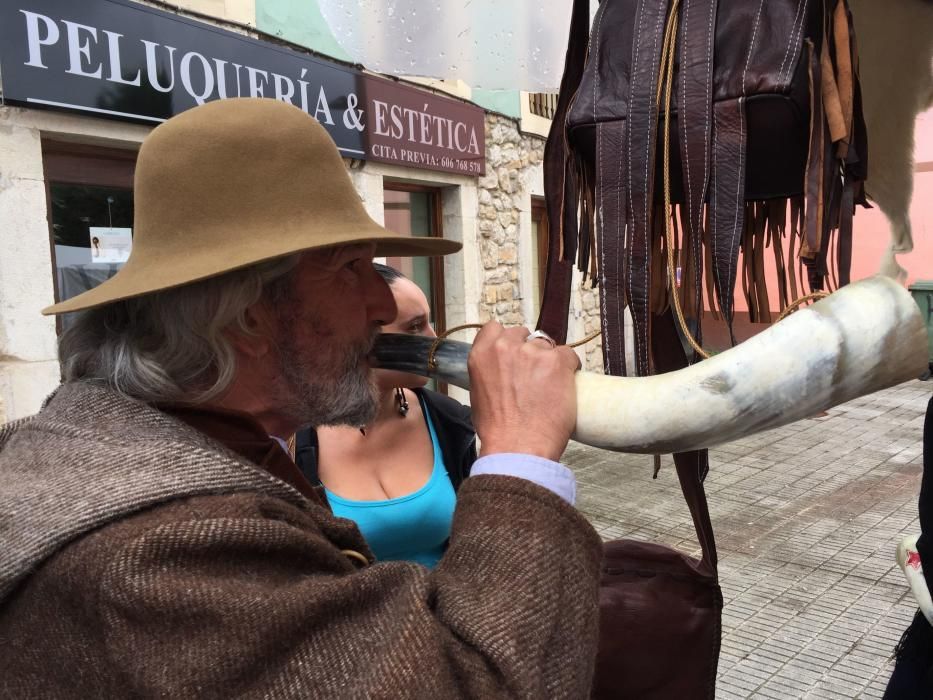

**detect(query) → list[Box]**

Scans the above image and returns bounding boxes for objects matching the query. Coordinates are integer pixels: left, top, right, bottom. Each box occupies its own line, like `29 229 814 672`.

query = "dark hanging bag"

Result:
540 0 867 359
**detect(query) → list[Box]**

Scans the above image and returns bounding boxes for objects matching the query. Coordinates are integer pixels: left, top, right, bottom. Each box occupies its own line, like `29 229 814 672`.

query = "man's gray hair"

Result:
59 256 301 404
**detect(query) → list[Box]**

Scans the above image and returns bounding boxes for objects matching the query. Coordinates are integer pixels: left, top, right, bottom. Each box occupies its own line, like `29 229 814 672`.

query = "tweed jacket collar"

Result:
0 382 317 602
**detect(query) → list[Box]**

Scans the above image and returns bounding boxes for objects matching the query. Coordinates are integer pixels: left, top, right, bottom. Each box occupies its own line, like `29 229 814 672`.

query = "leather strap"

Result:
624 0 671 376
676 0 718 354
709 98 746 343
803 38 825 261
788 197 802 301
832 0 854 160
537 0 591 343
596 120 629 376
651 307 718 575
752 204 771 323
769 199 790 312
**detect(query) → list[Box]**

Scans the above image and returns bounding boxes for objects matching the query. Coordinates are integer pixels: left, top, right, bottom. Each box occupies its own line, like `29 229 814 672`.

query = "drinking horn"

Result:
371 276 929 454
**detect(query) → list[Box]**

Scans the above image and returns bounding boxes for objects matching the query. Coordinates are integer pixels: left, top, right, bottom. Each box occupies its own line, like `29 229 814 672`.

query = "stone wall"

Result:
475 113 605 372
476 114 538 327
577 283 603 372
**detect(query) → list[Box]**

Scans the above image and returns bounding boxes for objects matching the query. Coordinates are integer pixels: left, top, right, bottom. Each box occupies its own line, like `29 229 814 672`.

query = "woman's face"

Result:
375 276 436 391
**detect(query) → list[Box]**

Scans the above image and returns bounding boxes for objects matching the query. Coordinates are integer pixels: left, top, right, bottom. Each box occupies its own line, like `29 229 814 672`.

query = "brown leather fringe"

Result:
552 0 864 357
702 208 720 322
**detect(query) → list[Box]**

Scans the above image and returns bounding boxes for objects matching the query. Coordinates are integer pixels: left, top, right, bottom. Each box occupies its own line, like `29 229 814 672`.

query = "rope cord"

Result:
775 290 830 322
427 323 602 370
568 328 602 348
656 1 826 359
659 0 710 358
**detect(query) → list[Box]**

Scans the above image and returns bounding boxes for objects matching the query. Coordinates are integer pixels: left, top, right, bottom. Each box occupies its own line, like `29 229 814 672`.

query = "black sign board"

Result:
0 0 485 175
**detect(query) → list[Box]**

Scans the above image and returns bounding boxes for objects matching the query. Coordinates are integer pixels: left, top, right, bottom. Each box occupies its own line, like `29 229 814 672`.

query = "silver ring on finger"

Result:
525 329 557 348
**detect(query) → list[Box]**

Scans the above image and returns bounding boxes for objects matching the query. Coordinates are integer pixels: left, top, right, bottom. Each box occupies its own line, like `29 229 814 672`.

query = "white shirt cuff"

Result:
469 453 576 505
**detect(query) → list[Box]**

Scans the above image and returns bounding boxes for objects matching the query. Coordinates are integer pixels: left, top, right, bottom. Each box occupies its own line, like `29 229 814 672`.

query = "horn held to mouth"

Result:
371 276 929 454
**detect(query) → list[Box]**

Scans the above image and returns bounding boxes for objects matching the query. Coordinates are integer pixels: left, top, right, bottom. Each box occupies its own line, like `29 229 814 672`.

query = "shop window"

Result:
382 186 446 333
42 142 137 329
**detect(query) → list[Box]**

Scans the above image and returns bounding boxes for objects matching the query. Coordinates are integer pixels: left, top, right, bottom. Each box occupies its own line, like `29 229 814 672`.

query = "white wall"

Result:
0 107 149 421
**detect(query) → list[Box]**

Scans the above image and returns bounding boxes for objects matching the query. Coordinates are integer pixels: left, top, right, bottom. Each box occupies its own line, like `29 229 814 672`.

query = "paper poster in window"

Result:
88 227 132 263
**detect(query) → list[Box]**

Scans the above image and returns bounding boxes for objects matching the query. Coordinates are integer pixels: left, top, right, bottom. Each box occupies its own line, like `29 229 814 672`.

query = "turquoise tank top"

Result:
325 398 456 568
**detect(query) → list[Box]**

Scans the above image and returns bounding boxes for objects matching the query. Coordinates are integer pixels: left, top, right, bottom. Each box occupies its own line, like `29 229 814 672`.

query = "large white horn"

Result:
371 276 929 454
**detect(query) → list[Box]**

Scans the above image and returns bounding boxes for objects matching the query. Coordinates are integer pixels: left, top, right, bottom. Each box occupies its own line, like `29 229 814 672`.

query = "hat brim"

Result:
43 227 461 316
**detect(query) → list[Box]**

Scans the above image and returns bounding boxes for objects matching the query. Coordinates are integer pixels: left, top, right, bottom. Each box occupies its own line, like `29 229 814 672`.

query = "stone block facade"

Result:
476 113 605 371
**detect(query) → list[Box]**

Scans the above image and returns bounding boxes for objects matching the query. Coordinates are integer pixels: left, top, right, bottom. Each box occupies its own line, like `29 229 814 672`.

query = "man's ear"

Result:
227 301 275 359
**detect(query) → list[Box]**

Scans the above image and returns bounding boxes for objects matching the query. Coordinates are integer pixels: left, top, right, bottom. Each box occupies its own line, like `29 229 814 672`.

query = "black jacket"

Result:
294 388 477 492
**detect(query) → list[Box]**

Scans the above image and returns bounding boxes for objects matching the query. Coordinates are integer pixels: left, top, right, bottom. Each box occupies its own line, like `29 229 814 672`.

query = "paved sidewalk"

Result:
570 380 932 699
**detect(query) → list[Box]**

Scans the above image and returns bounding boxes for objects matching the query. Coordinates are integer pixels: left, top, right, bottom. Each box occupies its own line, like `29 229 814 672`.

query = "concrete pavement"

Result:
570 380 932 699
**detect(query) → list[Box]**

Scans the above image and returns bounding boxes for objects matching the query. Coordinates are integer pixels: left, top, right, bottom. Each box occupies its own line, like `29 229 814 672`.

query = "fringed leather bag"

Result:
540 0 867 358
538 1 867 697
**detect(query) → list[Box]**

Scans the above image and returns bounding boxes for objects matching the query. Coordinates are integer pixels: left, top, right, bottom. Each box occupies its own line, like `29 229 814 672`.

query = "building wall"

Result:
0 108 150 423
165 0 256 26
0 0 601 421
477 114 602 371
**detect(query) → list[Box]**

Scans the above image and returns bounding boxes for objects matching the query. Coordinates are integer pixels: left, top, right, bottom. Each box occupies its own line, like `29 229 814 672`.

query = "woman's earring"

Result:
395 387 409 417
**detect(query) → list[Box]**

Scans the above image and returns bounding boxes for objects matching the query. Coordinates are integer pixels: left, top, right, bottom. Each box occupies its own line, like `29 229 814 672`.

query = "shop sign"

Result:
0 0 485 176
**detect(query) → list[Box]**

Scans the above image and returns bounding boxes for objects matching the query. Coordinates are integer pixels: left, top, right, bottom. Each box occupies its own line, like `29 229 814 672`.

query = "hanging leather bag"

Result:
540 0 867 362
538 1 866 698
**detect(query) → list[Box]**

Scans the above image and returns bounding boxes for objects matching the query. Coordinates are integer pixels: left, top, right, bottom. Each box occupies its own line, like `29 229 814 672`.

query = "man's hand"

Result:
468 323 581 462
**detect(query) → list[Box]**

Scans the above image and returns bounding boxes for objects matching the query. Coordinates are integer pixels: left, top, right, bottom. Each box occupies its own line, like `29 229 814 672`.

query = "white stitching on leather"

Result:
615 123 625 375
597 123 610 371
712 109 724 318
626 3 645 376
726 98 745 321
778 0 810 84
643 4 664 375
592 4 606 122
742 0 767 97
593 7 610 370
787 0 811 85
682 0 694 240
697 0 715 322
778 0 804 81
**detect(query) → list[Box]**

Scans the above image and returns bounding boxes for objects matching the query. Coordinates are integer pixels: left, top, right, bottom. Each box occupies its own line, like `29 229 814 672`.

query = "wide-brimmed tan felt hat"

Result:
44 98 460 315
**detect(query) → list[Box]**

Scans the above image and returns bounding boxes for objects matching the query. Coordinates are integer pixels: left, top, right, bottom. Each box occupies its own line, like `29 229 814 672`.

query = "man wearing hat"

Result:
0 99 602 697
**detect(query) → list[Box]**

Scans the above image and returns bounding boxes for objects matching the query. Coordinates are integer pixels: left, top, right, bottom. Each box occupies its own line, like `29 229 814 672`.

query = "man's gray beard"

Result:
276 335 379 430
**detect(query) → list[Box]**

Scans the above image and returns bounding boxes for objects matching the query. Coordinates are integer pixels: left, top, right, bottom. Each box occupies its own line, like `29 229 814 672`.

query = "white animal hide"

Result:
850 0 933 279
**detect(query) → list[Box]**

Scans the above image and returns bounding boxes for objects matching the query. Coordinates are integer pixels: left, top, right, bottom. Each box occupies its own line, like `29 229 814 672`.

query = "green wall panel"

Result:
256 0 351 62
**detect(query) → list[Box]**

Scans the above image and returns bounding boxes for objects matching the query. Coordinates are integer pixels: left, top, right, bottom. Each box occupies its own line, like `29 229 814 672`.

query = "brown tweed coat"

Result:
0 382 602 698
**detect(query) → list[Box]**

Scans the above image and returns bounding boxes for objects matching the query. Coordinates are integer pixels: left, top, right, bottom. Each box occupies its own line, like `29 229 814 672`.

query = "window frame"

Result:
381 181 447 336
41 141 139 333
